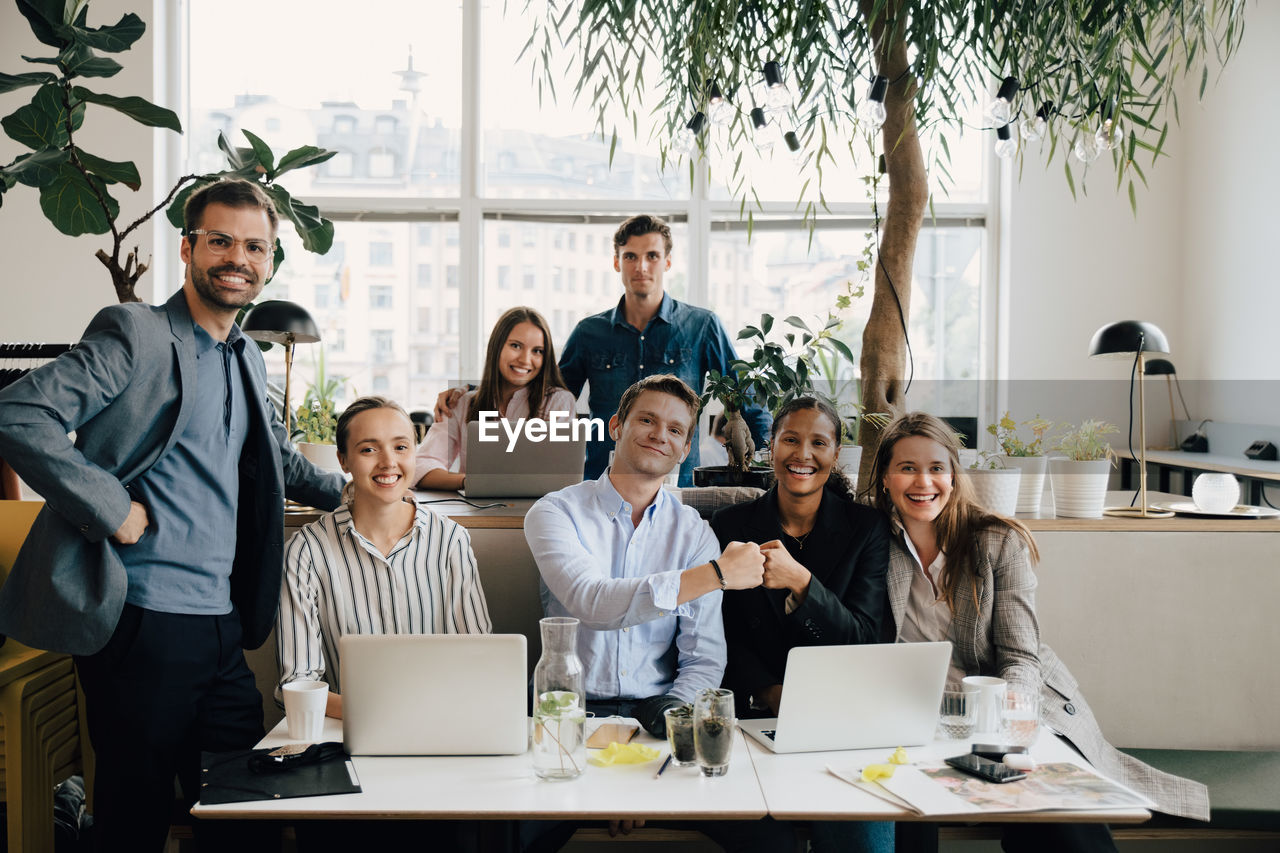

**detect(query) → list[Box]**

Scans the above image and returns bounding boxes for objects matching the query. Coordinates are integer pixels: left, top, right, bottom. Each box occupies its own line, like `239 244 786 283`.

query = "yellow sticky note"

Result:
588 742 662 766
888 746 909 765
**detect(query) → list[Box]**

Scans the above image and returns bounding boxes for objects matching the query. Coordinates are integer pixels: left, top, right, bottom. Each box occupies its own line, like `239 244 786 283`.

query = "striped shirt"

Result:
276 500 492 697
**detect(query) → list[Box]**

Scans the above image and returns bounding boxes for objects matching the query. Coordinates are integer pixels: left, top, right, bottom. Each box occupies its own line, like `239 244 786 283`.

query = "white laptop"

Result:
458 419 586 498
340 633 528 756
739 641 952 753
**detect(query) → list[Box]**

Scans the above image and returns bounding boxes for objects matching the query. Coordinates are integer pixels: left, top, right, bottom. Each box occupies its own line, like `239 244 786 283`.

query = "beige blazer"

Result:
888 526 1209 821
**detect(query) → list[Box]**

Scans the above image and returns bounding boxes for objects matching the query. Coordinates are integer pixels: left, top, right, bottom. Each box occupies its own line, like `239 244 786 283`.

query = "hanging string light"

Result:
1095 116 1123 150
750 107 775 151
859 75 889 130
994 124 1017 159
671 112 706 157
1020 101 1053 142
708 83 734 127
1073 130 1101 164
987 76 1020 125
762 61 793 111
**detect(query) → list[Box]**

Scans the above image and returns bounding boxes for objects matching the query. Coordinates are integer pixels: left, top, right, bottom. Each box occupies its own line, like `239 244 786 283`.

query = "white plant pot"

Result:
1048 458 1111 518
297 441 342 470
966 467 1021 517
837 444 863 493
999 455 1048 514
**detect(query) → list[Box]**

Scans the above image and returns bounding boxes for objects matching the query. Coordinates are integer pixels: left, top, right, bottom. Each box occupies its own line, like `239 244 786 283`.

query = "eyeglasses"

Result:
189 229 273 263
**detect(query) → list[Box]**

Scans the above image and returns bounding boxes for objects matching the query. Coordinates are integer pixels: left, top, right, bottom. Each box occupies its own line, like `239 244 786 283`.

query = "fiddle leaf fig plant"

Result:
702 312 856 472
0 0 336 303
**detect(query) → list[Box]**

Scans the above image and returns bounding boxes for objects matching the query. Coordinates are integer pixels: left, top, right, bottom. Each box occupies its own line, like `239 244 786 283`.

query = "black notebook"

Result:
199 742 362 805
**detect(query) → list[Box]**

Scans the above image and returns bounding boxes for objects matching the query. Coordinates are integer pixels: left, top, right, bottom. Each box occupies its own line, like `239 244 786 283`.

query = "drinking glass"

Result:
1003 689 1041 747
664 704 697 766
938 690 975 740
693 688 735 777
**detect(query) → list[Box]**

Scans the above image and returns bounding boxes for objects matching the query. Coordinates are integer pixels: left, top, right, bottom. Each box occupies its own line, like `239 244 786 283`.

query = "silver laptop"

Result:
740 641 952 753
458 418 586 498
340 633 528 756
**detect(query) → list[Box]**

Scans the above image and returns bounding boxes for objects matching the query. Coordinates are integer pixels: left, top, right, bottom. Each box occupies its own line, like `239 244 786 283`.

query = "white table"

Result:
192 716 768 821
744 729 1152 824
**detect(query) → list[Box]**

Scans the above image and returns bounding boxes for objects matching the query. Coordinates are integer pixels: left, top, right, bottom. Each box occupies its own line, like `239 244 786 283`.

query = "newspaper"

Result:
827 761 1156 816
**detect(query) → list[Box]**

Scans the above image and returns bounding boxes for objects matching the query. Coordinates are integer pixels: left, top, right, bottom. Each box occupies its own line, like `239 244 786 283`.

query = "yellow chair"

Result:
0 500 91 853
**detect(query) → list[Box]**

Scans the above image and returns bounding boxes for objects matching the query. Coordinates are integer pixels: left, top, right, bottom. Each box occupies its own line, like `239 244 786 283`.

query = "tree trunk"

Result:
857 0 929 490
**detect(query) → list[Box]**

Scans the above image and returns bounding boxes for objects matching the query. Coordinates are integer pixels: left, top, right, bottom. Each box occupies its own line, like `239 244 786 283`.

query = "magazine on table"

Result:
827 761 1156 816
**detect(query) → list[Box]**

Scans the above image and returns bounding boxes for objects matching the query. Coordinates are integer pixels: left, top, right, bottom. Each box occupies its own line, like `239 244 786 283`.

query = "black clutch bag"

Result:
199 742 361 805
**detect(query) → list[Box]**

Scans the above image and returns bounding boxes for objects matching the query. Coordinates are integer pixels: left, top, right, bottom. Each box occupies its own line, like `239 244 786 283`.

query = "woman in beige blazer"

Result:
865 413 1208 850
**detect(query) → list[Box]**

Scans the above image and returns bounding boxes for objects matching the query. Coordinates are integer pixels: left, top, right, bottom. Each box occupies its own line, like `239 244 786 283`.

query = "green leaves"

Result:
4 148 68 186
68 12 146 53
38 162 117 235
72 87 181 131
264 183 335 255
76 150 140 190
0 71 57 94
2 83 84 150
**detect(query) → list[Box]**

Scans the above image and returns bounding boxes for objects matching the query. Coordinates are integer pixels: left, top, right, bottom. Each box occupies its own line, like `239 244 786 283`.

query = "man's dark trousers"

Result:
74 603 272 853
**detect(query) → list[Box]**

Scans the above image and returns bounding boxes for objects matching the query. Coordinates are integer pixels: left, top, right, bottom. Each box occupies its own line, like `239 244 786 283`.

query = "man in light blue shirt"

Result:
525 374 765 733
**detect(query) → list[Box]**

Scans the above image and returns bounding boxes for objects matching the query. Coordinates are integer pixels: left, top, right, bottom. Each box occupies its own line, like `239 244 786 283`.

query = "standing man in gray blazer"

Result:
0 179 345 852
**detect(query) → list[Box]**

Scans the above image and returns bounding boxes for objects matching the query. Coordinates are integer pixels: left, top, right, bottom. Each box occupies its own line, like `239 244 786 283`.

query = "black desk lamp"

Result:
241 300 321 436
1089 320 1174 518
1143 358 1192 450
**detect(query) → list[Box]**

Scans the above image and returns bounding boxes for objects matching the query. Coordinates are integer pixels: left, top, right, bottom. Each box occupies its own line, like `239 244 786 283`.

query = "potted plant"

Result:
965 452 1021 517
697 313 855 488
291 350 344 470
987 412 1054 515
1048 420 1118 518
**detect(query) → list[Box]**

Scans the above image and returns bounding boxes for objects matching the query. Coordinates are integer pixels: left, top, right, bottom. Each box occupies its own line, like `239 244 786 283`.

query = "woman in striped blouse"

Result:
277 395 492 720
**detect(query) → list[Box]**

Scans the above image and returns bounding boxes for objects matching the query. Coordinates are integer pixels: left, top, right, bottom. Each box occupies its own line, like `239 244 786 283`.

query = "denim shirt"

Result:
558 294 771 486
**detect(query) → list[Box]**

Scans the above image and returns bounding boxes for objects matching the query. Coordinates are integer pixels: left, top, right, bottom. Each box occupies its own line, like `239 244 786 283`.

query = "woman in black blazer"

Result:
710 396 892 853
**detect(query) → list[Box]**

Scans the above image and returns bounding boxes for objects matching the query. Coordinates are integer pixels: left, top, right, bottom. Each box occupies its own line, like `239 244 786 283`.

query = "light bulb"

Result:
1095 118 1123 150
986 76 1019 125
671 112 706 157
1020 101 1053 142
1019 116 1046 141
783 130 804 164
1073 133 1101 164
994 124 1016 159
763 61 792 111
859 75 888 131
750 107 775 151
708 83 734 127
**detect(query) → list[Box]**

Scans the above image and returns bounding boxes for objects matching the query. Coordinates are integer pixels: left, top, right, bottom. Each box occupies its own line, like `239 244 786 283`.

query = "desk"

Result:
744 730 1150 825
192 716 767 821
1115 448 1280 504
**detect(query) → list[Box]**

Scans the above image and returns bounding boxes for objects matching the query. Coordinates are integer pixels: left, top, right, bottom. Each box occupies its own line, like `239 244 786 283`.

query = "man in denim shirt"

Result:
558 215 770 486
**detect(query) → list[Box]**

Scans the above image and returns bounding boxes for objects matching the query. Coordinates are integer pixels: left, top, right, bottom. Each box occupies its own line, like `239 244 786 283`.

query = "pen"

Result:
654 754 673 778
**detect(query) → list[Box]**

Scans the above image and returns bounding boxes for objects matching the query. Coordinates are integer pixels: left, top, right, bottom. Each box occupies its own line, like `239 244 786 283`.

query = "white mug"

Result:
961 675 1007 735
282 679 329 741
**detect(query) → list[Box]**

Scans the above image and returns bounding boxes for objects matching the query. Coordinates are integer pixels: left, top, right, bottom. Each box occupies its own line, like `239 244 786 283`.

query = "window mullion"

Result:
459 0 483 383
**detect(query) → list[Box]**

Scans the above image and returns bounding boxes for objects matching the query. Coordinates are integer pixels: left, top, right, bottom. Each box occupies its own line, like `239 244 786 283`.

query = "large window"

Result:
188 1 993 416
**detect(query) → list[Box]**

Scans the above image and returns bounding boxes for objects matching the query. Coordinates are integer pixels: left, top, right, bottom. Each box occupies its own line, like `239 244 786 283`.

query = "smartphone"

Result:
970 744 1029 762
944 752 1028 783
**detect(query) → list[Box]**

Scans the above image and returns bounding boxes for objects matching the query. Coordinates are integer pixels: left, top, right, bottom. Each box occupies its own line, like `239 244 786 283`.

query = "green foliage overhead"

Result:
0 0 336 302
526 0 1247 211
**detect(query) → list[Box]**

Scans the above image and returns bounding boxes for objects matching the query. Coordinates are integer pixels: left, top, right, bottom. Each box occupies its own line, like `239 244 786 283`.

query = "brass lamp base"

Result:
1103 506 1175 518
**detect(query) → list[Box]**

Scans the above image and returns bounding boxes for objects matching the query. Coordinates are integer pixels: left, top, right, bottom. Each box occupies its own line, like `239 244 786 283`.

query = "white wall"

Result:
1006 0 1278 431
0 0 164 344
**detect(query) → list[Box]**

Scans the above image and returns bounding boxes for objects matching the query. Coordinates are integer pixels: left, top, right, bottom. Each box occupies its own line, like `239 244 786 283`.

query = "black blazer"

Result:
710 486 890 716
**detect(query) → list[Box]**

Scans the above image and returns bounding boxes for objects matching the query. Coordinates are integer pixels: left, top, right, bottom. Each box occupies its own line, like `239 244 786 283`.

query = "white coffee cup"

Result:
961 675 1007 734
282 679 329 741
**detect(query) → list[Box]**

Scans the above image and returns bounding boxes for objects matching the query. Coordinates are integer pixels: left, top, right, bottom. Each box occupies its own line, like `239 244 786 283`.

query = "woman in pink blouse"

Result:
415 306 577 490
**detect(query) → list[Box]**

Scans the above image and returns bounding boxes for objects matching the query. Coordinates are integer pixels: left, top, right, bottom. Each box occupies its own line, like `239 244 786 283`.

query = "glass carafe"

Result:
532 616 586 780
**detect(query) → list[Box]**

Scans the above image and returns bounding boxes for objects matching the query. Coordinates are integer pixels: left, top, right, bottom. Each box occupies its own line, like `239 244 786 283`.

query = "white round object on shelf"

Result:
1191 472 1240 514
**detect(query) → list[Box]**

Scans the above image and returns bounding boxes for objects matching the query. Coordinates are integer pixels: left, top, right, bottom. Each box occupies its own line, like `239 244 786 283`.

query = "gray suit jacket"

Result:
887 526 1210 821
0 290 344 655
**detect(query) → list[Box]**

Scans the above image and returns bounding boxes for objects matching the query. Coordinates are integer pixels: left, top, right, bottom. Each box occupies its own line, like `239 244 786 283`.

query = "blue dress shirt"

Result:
524 472 725 702
119 322 247 614
558 294 771 486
